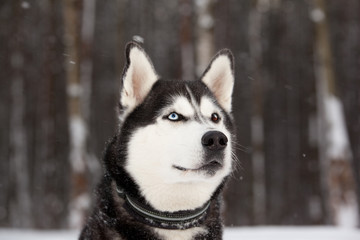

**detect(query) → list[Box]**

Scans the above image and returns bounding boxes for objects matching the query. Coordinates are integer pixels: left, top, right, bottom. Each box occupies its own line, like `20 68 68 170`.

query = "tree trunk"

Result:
179 0 196 80
326 0 360 227
0 1 13 227
248 0 266 225
213 0 254 226
30 0 70 228
261 0 324 225
8 0 32 228
195 0 215 77
63 0 89 228
88 0 120 191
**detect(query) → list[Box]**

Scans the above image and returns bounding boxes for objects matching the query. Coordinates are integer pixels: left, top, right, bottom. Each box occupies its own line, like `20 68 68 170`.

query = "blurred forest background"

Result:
0 0 360 230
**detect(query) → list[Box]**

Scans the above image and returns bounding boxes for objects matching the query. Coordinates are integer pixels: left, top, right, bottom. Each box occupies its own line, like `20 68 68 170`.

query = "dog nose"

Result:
201 131 228 151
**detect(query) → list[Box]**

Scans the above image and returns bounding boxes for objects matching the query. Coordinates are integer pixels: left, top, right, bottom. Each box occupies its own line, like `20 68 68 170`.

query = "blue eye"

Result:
166 112 186 122
168 112 179 121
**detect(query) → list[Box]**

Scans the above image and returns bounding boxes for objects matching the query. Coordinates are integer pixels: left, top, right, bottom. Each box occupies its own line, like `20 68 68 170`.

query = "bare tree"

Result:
63 0 90 228
213 0 254 225
0 0 14 227
30 0 70 228
261 0 324 225
248 0 266 225
88 0 120 190
7 0 32 228
326 0 360 227
195 0 215 77
179 0 196 80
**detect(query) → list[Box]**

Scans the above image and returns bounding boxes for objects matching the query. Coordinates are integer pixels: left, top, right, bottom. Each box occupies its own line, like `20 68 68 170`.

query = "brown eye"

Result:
211 113 220 123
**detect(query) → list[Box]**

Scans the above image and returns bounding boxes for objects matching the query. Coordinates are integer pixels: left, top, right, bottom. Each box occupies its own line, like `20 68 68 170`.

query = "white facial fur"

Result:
125 95 233 212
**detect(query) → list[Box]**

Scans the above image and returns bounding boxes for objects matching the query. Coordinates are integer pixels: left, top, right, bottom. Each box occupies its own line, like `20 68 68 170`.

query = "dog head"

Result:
106 42 235 212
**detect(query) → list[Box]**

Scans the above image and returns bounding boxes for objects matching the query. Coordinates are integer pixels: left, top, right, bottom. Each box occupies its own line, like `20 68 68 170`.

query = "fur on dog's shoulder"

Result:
80 42 235 240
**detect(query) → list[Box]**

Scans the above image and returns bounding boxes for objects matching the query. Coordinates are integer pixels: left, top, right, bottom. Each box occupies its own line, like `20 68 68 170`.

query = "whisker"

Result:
228 151 243 180
231 141 251 153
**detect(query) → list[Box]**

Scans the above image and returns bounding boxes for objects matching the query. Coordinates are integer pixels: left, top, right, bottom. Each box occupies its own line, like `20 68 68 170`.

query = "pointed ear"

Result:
200 49 234 112
119 42 158 116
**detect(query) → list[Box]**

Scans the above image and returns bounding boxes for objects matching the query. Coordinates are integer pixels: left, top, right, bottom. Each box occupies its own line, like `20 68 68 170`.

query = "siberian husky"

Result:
79 42 236 240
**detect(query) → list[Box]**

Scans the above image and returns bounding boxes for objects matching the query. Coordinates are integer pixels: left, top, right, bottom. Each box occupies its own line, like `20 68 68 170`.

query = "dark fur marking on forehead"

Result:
184 80 211 104
153 80 216 123
140 79 213 116
184 84 204 122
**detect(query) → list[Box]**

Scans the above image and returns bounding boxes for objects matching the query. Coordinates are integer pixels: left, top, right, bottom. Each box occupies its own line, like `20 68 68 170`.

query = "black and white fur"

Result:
79 42 235 240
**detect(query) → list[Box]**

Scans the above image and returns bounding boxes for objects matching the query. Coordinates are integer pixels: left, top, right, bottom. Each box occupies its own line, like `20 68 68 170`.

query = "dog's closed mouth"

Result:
173 161 223 173
173 165 189 171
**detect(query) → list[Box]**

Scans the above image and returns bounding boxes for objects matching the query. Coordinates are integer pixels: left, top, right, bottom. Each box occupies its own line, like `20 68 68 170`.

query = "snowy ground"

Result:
224 227 360 240
0 227 360 240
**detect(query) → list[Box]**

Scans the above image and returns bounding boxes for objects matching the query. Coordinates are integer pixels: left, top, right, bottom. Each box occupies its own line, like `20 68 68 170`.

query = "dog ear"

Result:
119 42 158 116
200 49 234 112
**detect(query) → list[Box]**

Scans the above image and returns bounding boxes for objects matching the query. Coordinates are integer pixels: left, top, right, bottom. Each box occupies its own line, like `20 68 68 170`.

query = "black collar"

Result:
116 187 210 230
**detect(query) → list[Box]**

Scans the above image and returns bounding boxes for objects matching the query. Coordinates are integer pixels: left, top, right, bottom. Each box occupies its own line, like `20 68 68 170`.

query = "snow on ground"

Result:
224 227 360 240
0 227 360 240
0 229 78 240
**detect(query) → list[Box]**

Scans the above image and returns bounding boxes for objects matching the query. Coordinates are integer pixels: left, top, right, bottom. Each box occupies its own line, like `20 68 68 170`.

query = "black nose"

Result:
201 131 228 151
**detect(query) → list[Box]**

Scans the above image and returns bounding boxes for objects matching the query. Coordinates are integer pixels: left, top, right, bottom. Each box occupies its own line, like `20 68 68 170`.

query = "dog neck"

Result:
115 185 211 230
131 176 224 212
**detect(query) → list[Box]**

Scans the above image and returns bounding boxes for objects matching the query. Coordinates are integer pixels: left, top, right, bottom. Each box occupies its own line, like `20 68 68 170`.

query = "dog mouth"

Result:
173 160 223 175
